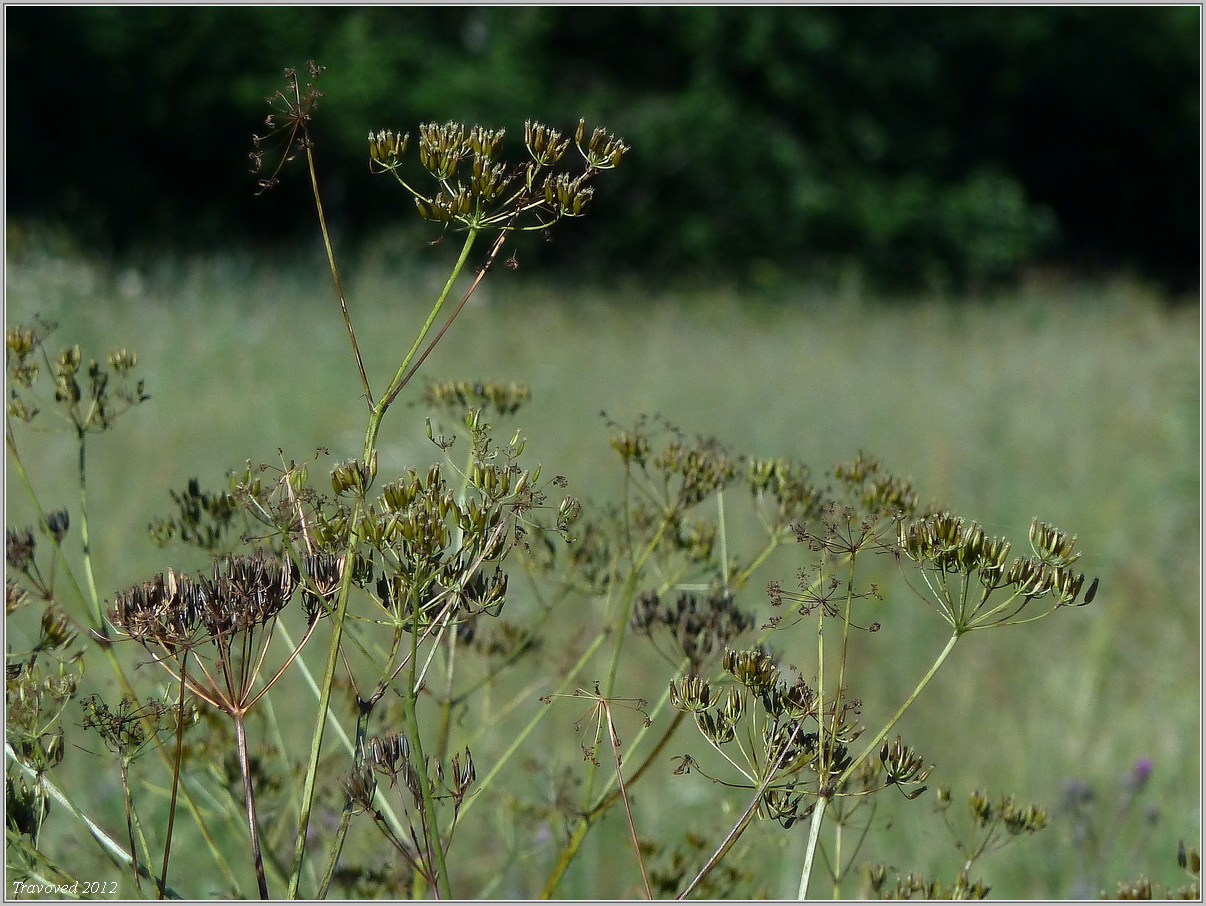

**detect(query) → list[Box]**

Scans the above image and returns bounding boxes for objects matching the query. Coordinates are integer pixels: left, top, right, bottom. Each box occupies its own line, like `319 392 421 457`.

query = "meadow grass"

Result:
5 232 1199 898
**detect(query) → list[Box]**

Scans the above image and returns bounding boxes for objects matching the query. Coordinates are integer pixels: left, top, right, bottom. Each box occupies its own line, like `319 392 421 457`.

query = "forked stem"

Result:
676 722 803 899
794 629 963 897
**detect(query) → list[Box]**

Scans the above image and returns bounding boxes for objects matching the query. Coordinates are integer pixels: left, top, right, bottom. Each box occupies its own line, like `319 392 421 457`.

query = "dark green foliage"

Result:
6 7 1197 291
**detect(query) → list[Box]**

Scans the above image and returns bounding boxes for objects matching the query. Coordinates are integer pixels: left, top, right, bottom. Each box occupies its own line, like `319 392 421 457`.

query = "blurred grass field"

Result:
5 230 1200 898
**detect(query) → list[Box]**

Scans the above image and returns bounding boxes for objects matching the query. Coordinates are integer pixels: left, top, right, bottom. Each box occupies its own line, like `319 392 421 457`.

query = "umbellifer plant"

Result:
6 61 1113 900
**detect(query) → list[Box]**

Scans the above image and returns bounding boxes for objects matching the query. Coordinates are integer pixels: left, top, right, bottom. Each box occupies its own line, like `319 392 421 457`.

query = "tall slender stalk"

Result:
304 143 372 407
157 658 190 900
233 714 270 899
403 621 453 898
287 497 364 898
74 430 104 628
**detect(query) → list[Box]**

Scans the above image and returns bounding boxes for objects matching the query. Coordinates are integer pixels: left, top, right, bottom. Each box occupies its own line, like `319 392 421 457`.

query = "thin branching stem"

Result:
382 226 512 414
305 143 372 406
373 229 481 429
676 721 804 899
603 703 653 898
839 629 961 792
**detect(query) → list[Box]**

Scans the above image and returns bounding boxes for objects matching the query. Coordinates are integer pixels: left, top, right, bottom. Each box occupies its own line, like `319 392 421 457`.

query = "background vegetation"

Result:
5 6 1200 293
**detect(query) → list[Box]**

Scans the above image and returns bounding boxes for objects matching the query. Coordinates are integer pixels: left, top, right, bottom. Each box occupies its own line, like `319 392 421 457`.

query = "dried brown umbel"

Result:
631 587 755 669
250 60 326 194
108 550 323 899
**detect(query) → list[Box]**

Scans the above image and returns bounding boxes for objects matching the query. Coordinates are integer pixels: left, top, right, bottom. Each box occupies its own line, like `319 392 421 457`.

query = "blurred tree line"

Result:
6 6 1199 293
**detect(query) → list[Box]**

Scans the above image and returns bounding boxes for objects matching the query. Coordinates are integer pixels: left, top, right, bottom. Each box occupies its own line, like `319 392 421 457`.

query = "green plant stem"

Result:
385 228 512 416
7 433 96 631
838 629 961 790
433 439 478 762
277 609 411 848
797 795 828 899
830 815 843 899
794 586 833 901
157 661 189 900
368 230 480 453
717 489 730 586
117 758 144 893
435 640 457 762
314 808 355 899
74 429 104 628
287 498 365 899
730 526 789 589
794 629 964 898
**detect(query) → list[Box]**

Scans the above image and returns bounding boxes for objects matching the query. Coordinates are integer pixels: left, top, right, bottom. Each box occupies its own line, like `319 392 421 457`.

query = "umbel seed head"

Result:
369 129 409 168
